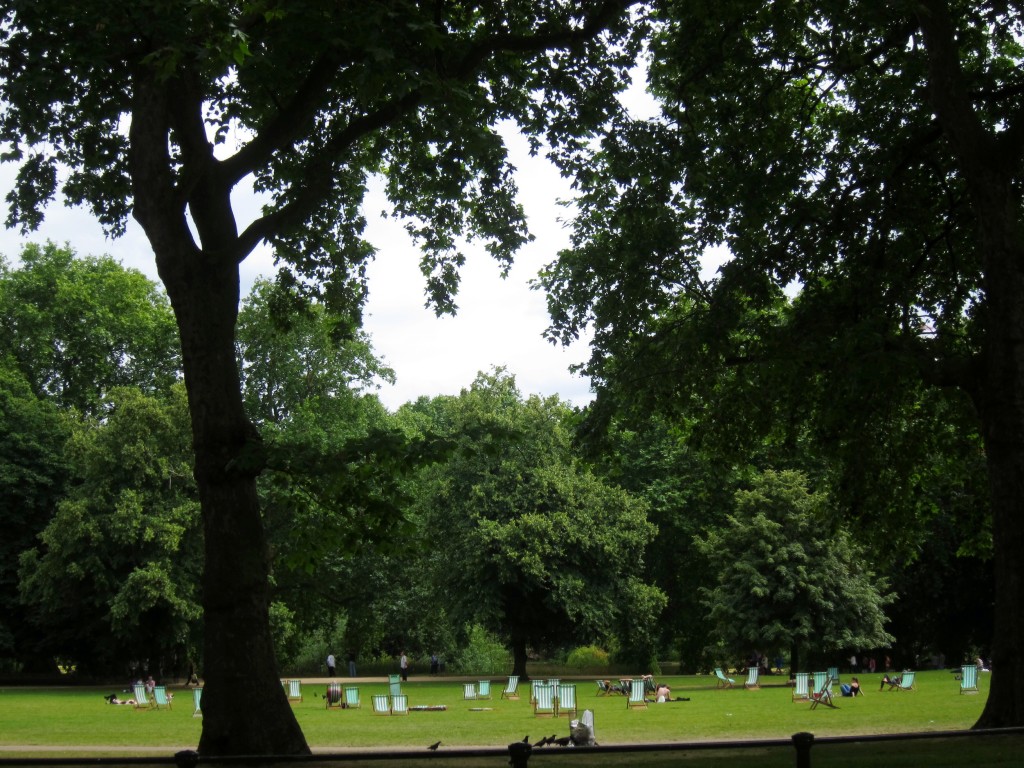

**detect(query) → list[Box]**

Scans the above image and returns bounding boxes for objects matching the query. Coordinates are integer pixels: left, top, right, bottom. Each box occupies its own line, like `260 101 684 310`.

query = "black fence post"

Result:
508 741 532 768
792 732 814 768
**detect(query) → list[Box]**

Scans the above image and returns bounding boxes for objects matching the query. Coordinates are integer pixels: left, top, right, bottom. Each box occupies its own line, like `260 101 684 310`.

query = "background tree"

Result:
695 470 894 674
541 0 1020 725
406 371 665 677
0 360 69 672
0 2 646 753
18 385 201 677
0 242 180 414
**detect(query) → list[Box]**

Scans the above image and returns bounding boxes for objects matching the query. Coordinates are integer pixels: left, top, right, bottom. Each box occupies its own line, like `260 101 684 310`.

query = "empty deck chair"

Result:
627 678 647 709
463 683 477 700
530 679 544 704
812 671 828 696
192 688 202 717
344 686 361 709
960 664 979 694
744 667 760 690
501 675 520 700
388 674 402 697
827 666 840 684
325 682 343 708
792 672 810 702
533 683 556 716
477 680 491 699
713 668 735 689
391 693 410 715
133 684 153 710
557 684 577 718
283 679 302 702
372 694 391 715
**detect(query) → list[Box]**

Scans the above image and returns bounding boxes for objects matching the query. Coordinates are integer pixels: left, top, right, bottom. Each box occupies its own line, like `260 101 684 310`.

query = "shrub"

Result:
566 644 610 671
450 625 511 675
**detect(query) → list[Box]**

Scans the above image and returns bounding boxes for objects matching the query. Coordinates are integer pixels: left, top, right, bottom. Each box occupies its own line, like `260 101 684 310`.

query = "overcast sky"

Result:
0 74 690 412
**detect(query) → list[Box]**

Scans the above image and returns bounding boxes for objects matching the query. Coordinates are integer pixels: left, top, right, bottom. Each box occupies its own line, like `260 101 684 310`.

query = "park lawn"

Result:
0 670 993 757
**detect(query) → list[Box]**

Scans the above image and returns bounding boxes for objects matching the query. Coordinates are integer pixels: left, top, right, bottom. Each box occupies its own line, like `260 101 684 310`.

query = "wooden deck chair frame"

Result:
595 679 613 696
530 679 544 704
533 683 556 717
557 684 577 718
501 675 520 700
192 688 202 717
627 678 647 709
791 672 810 702
391 693 410 715
713 668 734 689
463 683 477 700
744 667 760 690
344 686 361 709
152 686 172 709
960 665 979 694
372 694 391 715
810 677 836 709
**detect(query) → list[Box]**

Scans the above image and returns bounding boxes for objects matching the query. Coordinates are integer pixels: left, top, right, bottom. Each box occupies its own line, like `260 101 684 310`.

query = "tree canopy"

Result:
541 0 1023 726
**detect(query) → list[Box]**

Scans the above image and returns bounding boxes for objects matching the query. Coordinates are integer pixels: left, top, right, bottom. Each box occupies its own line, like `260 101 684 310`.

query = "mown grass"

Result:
0 669 1011 765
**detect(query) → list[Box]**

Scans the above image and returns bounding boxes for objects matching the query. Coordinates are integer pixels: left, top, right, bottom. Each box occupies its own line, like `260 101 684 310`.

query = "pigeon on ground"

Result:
427 741 441 751
522 735 530 743
553 736 572 747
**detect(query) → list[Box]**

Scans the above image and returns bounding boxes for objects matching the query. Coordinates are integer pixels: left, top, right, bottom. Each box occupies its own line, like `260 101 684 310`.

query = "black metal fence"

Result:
2 728 1022 768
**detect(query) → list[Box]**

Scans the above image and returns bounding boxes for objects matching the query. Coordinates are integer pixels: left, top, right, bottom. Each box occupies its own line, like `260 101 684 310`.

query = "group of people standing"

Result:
325 652 358 677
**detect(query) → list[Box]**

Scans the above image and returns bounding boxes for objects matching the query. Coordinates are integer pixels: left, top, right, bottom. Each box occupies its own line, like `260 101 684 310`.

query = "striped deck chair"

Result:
595 680 613 696
463 683 477 699
713 668 734 688
477 680 491 699
827 666 840 684
325 682 343 708
391 693 410 715
192 688 202 717
132 684 153 710
388 674 402 697
283 679 302 702
152 686 172 709
894 670 917 691
501 675 520 700
533 683 556 717
627 678 647 709
744 667 760 690
530 679 544 704
372 694 391 715
812 671 828 696
960 665 979 694
344 686 361 709
792 672 810 702
557 684 577 718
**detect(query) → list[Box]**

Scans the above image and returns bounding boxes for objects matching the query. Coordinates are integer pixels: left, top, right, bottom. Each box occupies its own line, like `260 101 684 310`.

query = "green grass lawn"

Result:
0 669 1008 764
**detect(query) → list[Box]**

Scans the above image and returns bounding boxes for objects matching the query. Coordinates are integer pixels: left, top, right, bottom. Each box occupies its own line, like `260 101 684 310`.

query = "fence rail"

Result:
2 727 1022 768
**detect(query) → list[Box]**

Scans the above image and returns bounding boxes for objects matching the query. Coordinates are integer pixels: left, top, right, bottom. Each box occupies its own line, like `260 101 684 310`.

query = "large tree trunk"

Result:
918 1 1024 727
159 246 310 755
974 221 1024 729
130 71 310 754
510 632 530 681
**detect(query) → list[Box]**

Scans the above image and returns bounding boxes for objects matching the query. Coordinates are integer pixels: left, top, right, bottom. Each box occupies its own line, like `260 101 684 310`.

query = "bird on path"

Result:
427 741 441 751
532 736 548 748
553 736 572 747
522 735 529 743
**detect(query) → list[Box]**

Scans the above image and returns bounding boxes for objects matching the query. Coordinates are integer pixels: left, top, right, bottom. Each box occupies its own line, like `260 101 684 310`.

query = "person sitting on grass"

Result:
880 673 902 691
849 677 862 696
